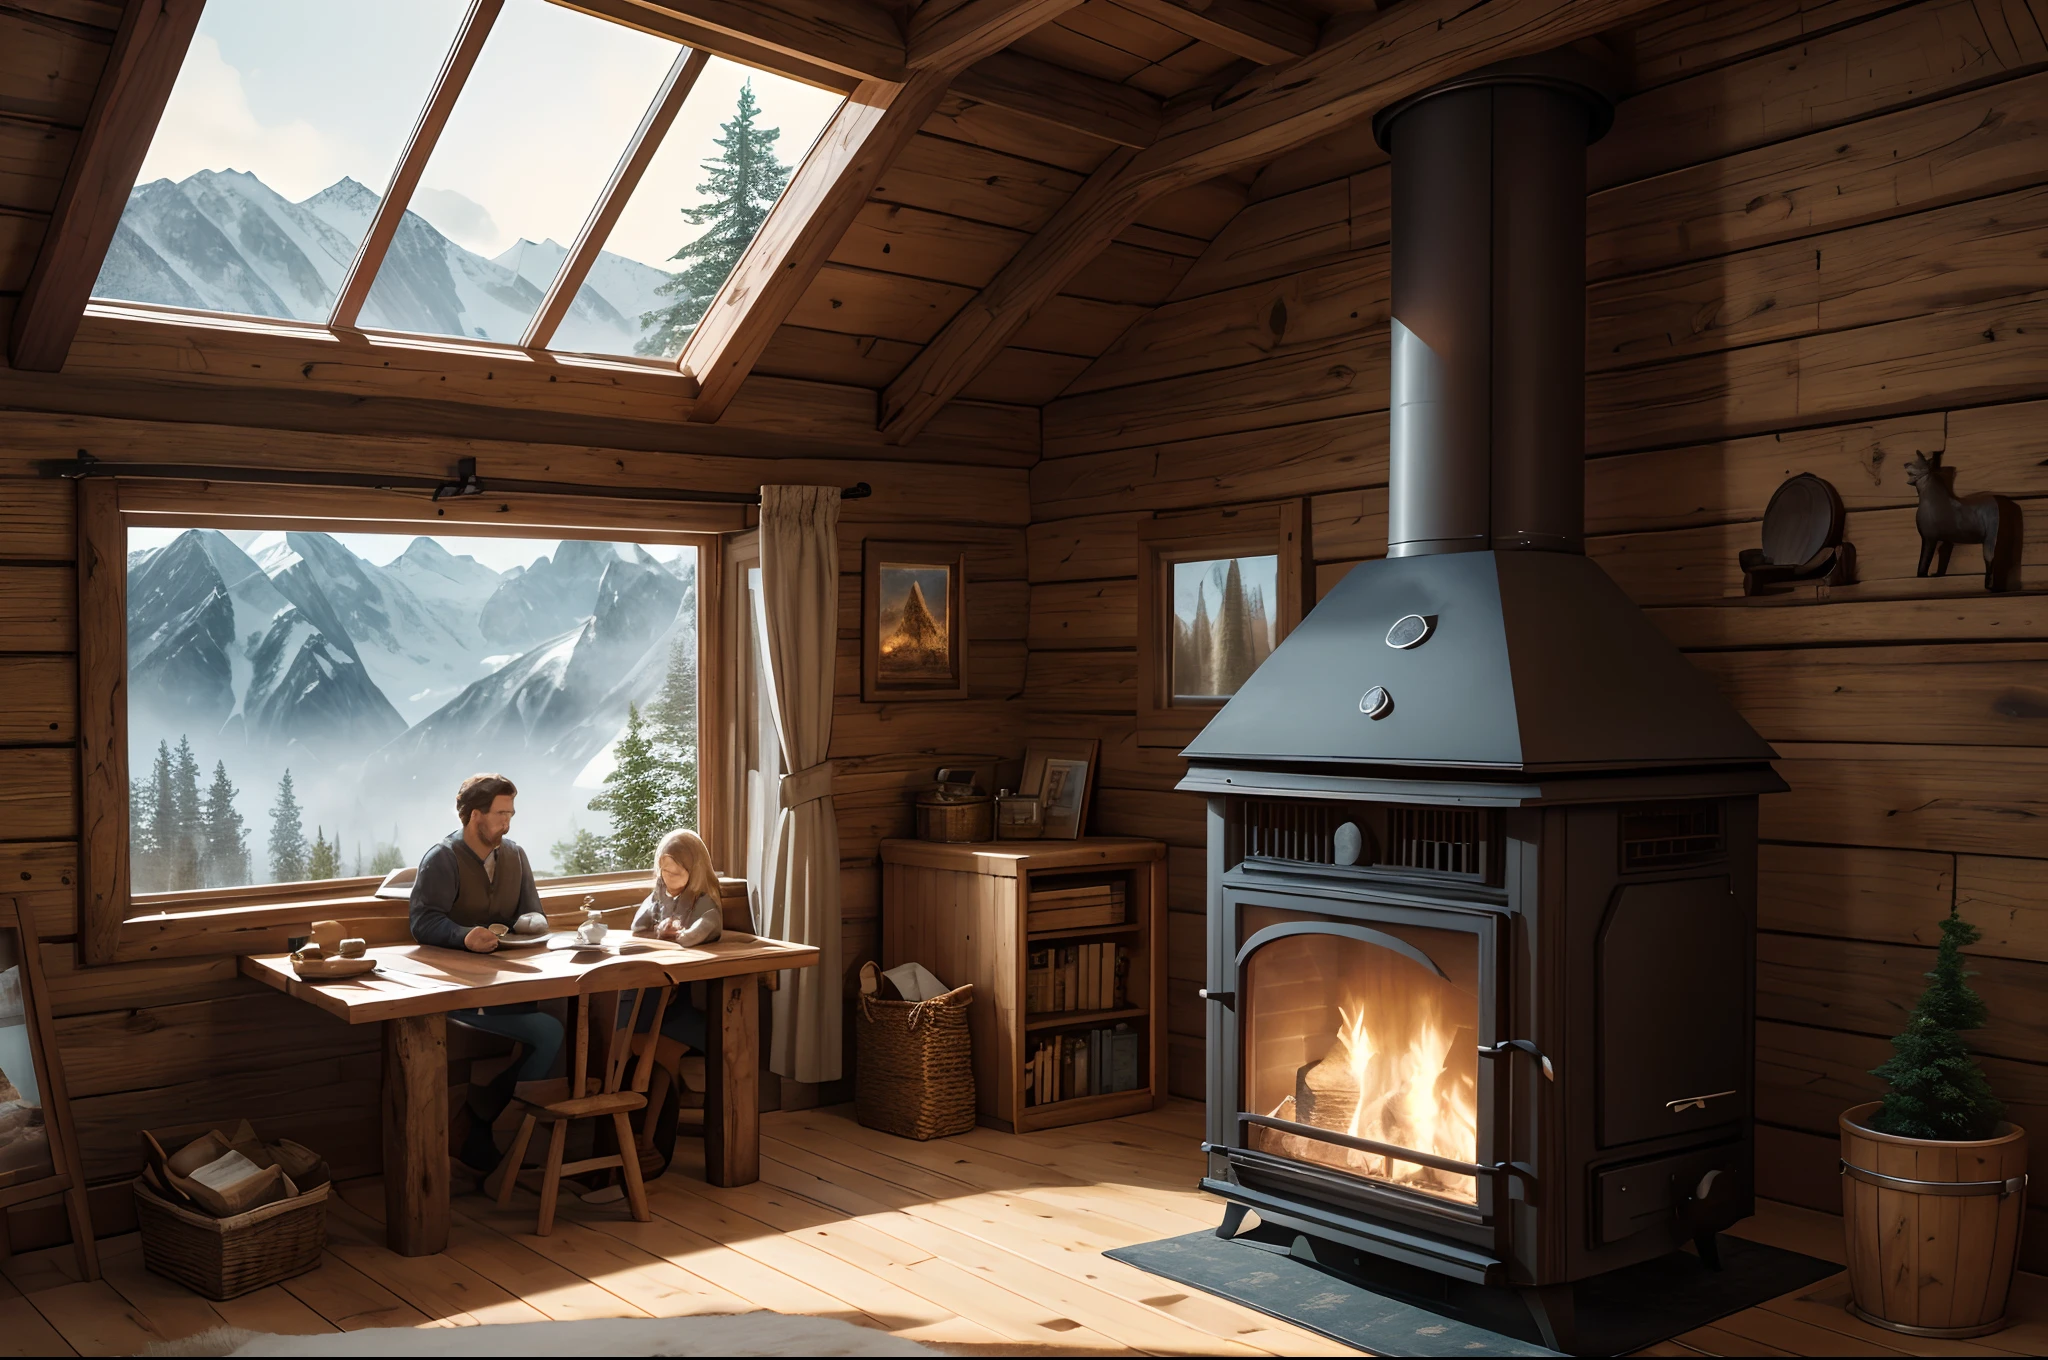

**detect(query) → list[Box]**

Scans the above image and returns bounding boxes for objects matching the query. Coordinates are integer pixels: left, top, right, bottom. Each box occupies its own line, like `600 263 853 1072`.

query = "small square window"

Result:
1169 555 1279 701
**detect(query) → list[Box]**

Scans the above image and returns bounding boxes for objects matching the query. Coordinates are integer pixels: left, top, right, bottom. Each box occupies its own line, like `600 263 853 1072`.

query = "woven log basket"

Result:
133 1176 329 1300
855 963 977 1140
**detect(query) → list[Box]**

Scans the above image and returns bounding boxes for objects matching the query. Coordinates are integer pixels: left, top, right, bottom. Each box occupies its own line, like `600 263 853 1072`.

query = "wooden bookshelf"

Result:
879 837 1167 1133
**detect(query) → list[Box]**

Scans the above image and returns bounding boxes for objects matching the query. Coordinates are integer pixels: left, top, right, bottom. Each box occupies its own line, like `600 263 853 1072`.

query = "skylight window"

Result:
93 0 845 360
361 0 678 345
100 0 468 324
567 56 840 359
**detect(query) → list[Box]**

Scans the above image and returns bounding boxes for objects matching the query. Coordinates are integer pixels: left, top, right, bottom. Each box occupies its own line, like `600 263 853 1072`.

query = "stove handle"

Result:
1478 1038 1556 1083
1198 988 1235 1011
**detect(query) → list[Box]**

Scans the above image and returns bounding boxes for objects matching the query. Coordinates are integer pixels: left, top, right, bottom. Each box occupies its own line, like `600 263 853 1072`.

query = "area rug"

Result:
1106 1219 1841 1357
145 1314 936 1357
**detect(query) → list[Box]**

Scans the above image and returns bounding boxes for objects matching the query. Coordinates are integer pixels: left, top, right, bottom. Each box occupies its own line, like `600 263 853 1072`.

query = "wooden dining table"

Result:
240 931 818 1256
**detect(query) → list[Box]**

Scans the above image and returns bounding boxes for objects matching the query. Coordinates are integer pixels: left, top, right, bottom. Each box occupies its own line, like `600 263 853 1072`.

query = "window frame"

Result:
78 475 737 964
1134 500 1309 749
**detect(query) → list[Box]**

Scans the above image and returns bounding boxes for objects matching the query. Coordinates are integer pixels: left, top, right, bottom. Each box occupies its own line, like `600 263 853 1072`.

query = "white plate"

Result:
493 930 553 949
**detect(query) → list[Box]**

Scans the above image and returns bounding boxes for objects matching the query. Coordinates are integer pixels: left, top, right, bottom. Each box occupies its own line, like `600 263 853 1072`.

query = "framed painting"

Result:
0 897 99 1280
1021 739 1100 840
863 542 968 702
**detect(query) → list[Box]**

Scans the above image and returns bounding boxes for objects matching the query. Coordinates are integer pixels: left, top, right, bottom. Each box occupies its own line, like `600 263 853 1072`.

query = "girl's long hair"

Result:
653 827 715 899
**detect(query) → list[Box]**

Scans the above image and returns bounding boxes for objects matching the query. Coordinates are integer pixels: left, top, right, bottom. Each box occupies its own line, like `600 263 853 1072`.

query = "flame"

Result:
1265 995 1480 1203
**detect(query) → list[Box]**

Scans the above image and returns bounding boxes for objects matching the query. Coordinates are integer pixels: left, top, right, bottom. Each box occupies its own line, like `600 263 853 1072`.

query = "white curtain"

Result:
756 485 842 1083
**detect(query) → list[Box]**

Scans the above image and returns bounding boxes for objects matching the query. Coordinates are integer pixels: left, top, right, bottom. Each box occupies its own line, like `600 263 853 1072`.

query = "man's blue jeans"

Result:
451 1003 563 1081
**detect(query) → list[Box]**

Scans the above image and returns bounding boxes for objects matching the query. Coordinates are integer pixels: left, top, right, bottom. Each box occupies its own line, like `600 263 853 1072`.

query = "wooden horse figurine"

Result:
1907 450 2022 592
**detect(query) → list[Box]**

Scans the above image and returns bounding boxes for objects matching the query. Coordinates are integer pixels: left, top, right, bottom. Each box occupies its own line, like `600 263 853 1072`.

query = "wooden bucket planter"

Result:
1840 1101 2028 1338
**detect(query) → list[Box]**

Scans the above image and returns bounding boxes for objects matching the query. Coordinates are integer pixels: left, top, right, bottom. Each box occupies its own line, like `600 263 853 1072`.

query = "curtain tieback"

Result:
779 761 836 808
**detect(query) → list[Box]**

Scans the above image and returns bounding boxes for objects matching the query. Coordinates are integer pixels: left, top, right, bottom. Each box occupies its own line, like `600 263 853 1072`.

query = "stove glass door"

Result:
1239 911 1486 1205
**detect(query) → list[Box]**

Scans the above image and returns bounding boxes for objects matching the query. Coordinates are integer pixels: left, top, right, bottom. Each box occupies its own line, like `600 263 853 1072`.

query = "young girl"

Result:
632 828 722 947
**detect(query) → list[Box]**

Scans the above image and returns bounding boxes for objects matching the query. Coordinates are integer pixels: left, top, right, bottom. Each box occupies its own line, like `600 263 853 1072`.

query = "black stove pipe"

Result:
1373 58 1615 558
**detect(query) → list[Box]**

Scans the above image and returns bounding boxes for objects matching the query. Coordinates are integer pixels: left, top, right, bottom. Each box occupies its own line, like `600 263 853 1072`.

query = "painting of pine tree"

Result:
1172 556 1279 699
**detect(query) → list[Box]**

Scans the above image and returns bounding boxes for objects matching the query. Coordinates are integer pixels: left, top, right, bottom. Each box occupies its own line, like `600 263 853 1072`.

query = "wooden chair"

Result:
490 957 685 1235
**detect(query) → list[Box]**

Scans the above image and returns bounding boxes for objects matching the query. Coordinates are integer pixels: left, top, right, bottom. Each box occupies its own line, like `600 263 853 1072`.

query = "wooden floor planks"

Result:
1 1099 2041 1357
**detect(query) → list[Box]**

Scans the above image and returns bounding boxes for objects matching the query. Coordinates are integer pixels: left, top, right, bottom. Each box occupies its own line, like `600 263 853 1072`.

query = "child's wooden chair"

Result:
490 957 685 1235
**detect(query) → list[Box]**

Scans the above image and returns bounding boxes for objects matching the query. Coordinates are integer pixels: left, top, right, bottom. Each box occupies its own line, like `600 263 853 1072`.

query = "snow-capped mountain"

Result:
128 530 403 755
478 540 667 651
96 169 681 353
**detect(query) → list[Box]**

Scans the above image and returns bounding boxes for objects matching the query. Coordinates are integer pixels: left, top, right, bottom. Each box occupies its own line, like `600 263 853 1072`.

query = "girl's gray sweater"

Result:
630 884 722 946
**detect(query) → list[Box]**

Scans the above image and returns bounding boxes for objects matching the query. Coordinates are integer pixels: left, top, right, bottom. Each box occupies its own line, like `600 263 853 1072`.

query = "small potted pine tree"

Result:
1840 909 2028 1338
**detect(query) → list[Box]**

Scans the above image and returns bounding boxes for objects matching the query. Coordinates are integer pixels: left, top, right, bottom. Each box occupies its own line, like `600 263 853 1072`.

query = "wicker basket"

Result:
134 1176 329 1300
916 795 992 843
855 969 978 1140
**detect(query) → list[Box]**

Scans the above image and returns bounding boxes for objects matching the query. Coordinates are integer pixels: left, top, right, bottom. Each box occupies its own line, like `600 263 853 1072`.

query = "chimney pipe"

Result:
1374 56 1614 558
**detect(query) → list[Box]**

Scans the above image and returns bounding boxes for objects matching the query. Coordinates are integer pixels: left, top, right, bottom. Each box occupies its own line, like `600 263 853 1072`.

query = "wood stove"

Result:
1175 52 1789 1350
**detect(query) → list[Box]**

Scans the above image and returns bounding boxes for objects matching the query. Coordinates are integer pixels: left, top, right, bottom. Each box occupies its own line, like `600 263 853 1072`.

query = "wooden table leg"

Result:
704 972 759 1187
382 1013 449 1256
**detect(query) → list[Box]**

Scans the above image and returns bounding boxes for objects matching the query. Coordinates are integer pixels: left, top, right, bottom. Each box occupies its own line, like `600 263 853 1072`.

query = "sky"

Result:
128 526 691 575
134 0 844 268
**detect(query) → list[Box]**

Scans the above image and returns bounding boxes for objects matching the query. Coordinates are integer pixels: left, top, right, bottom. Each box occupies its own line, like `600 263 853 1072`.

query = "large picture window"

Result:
124 526 699 896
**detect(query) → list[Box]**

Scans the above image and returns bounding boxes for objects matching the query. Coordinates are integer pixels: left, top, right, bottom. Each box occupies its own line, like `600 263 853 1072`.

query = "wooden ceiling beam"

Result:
524 46 711 351
908 0 1083 68
955 50 1161 148
551 0 858 91
677 0 1080 422
7 0 205 373
1114 0 1314 64
331 0 503 331
879 0 1668 443
620 0 907 80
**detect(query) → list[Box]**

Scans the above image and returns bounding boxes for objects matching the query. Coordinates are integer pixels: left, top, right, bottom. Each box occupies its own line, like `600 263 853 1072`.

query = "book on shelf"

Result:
1024 1024 1143 1106
1026 878 1127 931
1026 943 1128 1016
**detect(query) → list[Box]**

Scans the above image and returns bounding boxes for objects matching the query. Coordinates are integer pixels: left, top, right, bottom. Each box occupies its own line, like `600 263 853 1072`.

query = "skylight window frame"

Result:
330 0 508 331
521 44 711 350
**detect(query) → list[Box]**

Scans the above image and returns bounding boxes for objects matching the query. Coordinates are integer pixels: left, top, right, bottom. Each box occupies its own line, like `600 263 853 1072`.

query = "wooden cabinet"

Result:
879 837 1167 1133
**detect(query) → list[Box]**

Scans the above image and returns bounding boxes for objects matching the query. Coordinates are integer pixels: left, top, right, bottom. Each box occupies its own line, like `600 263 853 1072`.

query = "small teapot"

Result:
574 898 607 946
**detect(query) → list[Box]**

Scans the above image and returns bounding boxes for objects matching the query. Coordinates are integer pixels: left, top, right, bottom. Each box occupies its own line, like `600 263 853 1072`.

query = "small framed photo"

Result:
864 542 968 702
1021 739 1100 840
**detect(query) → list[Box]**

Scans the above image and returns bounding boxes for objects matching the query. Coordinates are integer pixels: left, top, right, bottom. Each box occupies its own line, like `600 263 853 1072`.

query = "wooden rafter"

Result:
331 0 504 331
907 0 1083 68
955 49 1160 147
7 0 206 373
676 0 1082 422
1115 0 1314 64
523 46 711 350
878 0 1669 443
616 0 905 80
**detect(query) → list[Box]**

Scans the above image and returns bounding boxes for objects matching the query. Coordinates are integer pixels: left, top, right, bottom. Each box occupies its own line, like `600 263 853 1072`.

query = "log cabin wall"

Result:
1026 0 2048 1266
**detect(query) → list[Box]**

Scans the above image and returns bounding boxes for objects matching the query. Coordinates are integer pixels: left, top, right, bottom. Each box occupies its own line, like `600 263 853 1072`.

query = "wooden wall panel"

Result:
1022 0 2048 1159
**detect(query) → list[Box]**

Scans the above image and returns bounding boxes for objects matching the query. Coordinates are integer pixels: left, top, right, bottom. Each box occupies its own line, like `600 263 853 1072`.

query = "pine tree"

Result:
200 760 250 887
130 768 161 894
148 740 177 892
1189 584 1214 697
1211 558 1257 697
269 769 308 883
637 82 791 357
306 826 339 880
551 824 616 875
589 704 671 870
168 737 203 890
646 636 700 833
1869 910 2006 1140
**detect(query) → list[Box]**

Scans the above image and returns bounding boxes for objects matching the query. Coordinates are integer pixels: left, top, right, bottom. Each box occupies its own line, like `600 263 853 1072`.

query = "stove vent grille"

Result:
1386 806 1490 878
1620 801 1724 870
1243 800 1344 864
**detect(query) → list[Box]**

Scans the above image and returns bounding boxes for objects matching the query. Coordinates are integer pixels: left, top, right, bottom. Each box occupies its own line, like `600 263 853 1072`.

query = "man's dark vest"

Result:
447 841 526 927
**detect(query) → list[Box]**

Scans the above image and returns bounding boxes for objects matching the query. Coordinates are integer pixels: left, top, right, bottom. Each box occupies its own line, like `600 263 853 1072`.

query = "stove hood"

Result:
1180 53 1779 780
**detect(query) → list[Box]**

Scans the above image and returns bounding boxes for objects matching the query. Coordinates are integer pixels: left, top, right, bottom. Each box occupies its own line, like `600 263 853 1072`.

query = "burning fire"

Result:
1265 998 1480 1203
